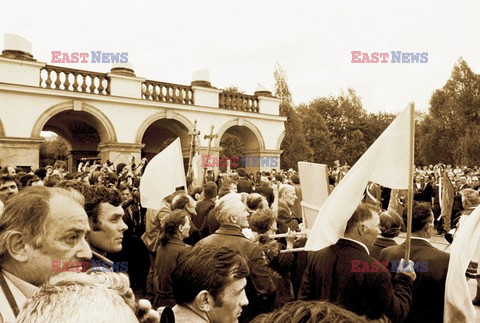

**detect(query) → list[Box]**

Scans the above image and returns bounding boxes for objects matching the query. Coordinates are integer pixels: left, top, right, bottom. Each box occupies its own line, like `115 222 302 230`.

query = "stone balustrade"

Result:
40 65 110 95
142 80 194 105
219 91 259 113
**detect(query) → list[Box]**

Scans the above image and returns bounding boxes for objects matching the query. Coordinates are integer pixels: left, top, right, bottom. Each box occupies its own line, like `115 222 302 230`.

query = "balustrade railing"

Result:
142 80 193 105
40 65 110 95
219 92 259 113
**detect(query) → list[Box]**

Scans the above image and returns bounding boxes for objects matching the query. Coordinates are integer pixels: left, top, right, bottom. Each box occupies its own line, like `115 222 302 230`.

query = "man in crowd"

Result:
380 202 449 322
82 185 128 258
171 192 201 245
299 203 416 322
256 176 274 207
196 193 276 321
0 175 18 202
194 181 217 230
277 184 300 233
236 168 254 193
171 245 249 323
0 187 92 321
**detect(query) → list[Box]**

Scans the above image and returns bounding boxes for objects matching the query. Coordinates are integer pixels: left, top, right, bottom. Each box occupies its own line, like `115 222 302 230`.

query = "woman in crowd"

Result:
154 209 191 308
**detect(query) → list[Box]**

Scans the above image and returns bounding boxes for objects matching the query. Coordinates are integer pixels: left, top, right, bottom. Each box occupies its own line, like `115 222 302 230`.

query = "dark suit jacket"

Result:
154 237 190 307
277 200 300 233
256 185 274 207
379 238 450 323
299 238 413 322
237 177 254 193
414 182 433 204
194 199 215 229
197 224 276 320
369 236 398 260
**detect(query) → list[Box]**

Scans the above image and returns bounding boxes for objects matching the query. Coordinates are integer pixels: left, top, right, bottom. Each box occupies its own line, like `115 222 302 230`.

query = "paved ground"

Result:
394 233 480 321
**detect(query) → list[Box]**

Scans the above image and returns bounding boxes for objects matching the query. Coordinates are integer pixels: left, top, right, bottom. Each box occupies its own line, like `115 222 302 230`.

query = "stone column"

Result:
97 143 144 167
0 137 43 169
241 149 282 174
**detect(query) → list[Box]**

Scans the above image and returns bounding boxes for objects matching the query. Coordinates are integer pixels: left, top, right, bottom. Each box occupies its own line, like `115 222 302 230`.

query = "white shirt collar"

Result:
410 236 430 243
340 237 370 255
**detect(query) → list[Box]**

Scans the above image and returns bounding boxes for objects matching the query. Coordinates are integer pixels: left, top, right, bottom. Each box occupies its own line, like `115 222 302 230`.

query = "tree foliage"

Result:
274 63 313 170
418 58 480 165
219 136 243 171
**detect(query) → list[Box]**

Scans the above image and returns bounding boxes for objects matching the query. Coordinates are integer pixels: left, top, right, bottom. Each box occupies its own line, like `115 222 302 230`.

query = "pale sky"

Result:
1 0 479 114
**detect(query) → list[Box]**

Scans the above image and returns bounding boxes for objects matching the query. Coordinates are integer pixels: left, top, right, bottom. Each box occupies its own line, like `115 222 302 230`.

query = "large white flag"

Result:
444 205 480 322
140 138 186 209
304 106 412 251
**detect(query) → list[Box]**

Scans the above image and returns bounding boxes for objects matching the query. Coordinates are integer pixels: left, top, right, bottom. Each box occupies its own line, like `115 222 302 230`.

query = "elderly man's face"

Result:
283 187 297 207
361 210 381 246
88 203 127 253
208 277 248 323
25 194 92 285
232 200 249 229
7 167 16 176
0 180 18 201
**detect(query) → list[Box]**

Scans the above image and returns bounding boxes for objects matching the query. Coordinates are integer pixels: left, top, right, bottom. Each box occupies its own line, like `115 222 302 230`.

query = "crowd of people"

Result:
0 158 476 322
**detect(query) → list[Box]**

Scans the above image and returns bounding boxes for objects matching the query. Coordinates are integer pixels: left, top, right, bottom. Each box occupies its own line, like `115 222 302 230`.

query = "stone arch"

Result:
276 130 285 150
214 118 265 150
135 111 194 145
31 101 117 143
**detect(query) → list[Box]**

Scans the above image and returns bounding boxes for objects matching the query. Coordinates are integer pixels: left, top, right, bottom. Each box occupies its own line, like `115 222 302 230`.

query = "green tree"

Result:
274 63 313 170
341 129 367 165
421 58 480 165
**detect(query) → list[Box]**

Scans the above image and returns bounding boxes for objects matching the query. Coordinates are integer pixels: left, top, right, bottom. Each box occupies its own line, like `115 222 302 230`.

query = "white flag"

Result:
304 106 412 251
444 205 480 322
140 138 186 209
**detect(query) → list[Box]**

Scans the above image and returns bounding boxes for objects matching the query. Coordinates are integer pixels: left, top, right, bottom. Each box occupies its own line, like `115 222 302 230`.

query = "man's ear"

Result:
358 223 367 236
5 231 29 262
229 214 238 225
178 224 184 233
194 290 212 312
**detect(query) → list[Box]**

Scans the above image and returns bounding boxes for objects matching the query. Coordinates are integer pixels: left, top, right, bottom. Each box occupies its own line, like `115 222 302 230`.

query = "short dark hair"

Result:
249 209 275 234
379 210 402 238
172 245 249 306
291 175 300 185
203 181 218 199
0 175 18 186
405 202 433 232
171 193 190 210
345 203 378 234
159 209 188 246
237 168 246 177
246 193 264 211
82 185 122 230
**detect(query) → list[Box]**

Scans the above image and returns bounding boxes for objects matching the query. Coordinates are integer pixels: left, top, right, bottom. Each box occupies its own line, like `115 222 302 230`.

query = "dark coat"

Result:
369 236 398 260
414 182 433 204
379 238 450 323
193 199 215 229
299 238 414 322
199 207 220 238
154 237 190 307
277 200 300 234
197 224 276 321
256 185 274 207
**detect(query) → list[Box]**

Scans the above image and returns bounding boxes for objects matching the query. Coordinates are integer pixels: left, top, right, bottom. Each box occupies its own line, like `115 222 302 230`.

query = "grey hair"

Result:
16 271 136 323
215 193 244 224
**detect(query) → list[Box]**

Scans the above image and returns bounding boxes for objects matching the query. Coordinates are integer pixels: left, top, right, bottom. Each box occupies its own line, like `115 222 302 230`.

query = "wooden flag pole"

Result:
404 102 415 263
187 120 200 178
202 125 218 183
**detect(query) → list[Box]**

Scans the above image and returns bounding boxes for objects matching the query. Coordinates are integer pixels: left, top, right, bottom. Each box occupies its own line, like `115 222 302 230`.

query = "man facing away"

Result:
299 203 416 322
380 202 449 323
0 187 92 322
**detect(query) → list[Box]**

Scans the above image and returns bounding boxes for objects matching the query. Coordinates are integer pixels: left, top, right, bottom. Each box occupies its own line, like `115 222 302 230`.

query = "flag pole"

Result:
404 102 415 262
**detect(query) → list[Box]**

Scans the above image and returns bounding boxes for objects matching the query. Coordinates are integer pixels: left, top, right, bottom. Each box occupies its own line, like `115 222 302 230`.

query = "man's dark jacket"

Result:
299 238 413 322
369 236 398 260
237 177 254 193
194 198 215 229
380 238 450 323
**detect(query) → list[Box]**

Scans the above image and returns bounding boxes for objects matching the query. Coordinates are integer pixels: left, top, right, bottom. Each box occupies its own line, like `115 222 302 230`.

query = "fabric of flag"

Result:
304 106 412 251
191 152 204 188
444 204 480 322
440 171 455 230
140 137 186 209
